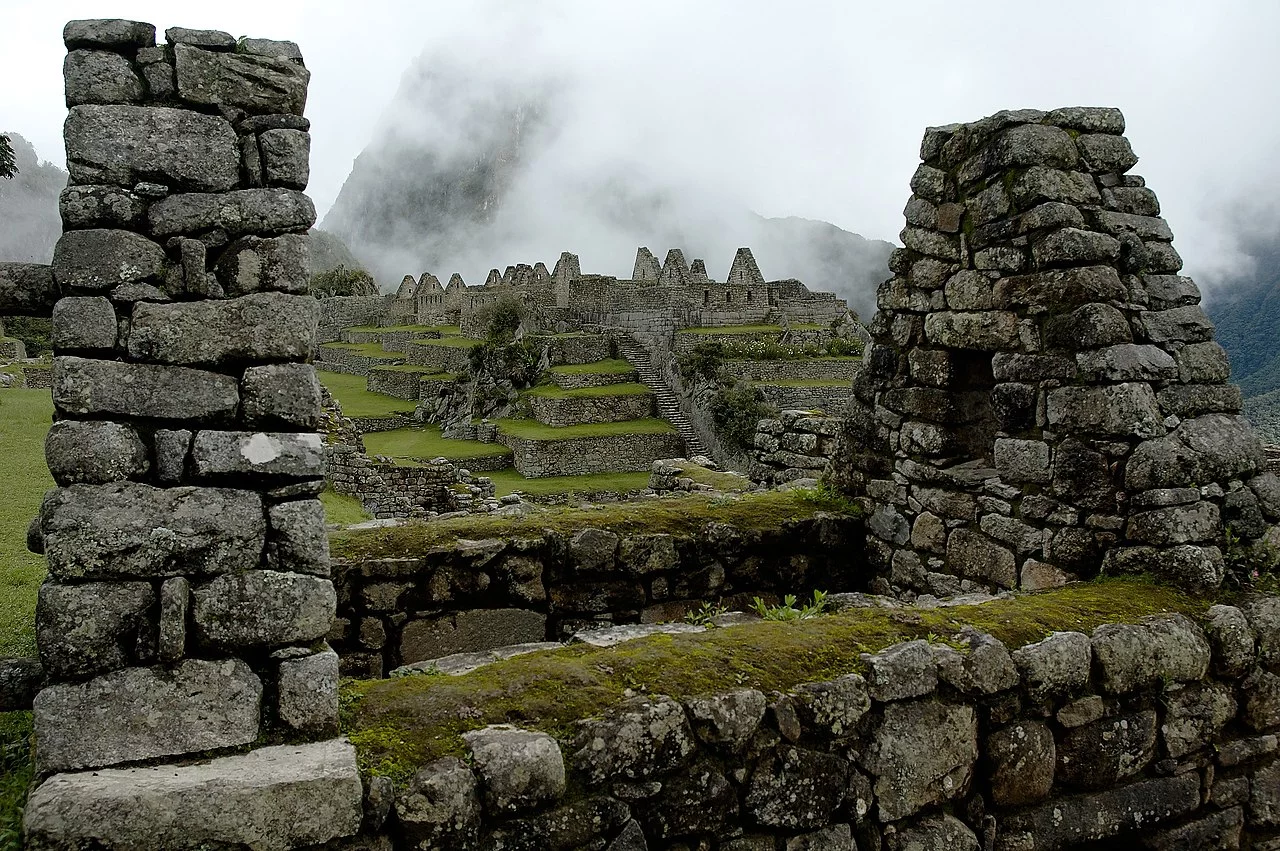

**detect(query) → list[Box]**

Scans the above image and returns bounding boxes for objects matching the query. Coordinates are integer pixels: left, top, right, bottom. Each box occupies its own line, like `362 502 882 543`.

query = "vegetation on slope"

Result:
547 359 635 376
524 382 651 398
362 426 512 463
316 371 416 418
485 469 651 498
0 389 51 658
495 417 674 441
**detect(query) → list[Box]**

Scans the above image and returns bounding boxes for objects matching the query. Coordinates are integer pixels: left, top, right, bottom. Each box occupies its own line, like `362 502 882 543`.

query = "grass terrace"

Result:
495 417 675 441
317 371 417 418
409 336 483 349
0 389 52 659
754 378 854 387
320 489 372 526
369 365 457 378
346 325 462 335
524 382 651 399
320 342 406 358
547 359 635 375
485 469 652 498
363 426 512 464
340 578 1202 780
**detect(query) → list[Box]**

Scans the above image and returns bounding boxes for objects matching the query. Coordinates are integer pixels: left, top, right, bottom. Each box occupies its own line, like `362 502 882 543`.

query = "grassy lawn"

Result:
364 426 512 463
754 379 853 387
316 371 417 418
496 417 674 441
547 359 635 375
347 325 461 335
0 389 52 660
674 463 755 492
370 365 453 376
485 468 651 498
410 337 482 349
340 578 1199 780
320 342 406 359
525 382 651 399
320 489 372 526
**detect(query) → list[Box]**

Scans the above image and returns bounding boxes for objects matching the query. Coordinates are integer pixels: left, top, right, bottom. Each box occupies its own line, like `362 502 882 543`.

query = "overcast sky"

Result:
4 0 1279 294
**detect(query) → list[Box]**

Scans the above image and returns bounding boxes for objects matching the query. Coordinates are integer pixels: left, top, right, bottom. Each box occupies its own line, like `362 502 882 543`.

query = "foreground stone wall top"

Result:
849 107 1280 597
27 18 360 850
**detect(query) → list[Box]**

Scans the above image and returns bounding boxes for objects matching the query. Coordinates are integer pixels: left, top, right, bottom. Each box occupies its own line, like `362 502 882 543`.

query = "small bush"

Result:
1224 526 1280 592
3 317 50 358
751 590 829 621
710 382 774 452
677 342 726 382
475 295 526 343
310 265 379 298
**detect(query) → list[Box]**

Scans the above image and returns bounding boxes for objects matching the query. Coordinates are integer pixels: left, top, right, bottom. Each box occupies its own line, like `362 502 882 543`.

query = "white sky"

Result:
4 0 1279 291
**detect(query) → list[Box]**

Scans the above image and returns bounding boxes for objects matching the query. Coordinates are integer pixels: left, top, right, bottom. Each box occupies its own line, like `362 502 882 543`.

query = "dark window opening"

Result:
703 289 710 306
951 350 999 462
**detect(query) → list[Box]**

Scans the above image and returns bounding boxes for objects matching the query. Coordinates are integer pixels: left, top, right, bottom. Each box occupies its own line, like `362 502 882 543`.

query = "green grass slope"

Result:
0 390 52 658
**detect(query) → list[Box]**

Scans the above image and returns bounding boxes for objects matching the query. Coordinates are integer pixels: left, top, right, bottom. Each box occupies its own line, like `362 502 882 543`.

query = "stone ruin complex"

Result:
0 15 1277 851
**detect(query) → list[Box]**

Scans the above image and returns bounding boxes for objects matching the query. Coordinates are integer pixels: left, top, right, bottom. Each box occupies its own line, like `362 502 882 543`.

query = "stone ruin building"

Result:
0 15 1279 851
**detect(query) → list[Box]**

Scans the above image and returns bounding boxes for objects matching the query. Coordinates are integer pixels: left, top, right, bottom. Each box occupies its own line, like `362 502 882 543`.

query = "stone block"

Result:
1162 682 1236 759
923 310 1020 350
41 482 264 580
1076 133 1139 173
863 640 938 702
33 659 261 774
864 700 977 821
1046 382 1163 438
1076 343 1178 382
154 428 192 482
1092 614 1211 694
241 38 304 62
64 105 238 191
462 725 566 816
53 356 240 421
215 234 310 295
1011 631 1091 700
993 437 1051 483
991 351 1076 382
51 229 166 292
44 420 148 485
994 264 1125 311
1138 806 1243 851
166 27 237 48
148 188 316 238
51 295 116 351
1140 305 1215 343
129 292 318 365
1126 500 1221 545
790 674 871 737
933 628 1020 695
744 746 848 830
58 183 143 229
158 576 189 663
142 57 176 101
946 529 1017 588
191 431 324 479
63 49 143 107
23 738 362 851
684 689 766 752
1057 710 1157 789
401 609 547 664
174 44 309 115
886 815 978 851
1008 166 1102 208
1126 414 1264 490
571 696 695 784
193 570 335 650
277 647 339 734
1205 604 1257 678
395 758 482 848
62 19 156 49
989 123 1079 170
1032 227 1120 266
986 720 1055 806
36 581 154 678
240 363 321 429
1045 302 1133 349
259 129 310 189
269 499 330 576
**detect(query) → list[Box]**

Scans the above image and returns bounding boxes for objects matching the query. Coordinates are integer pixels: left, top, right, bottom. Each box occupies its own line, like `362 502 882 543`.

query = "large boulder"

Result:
863 700 978 821
64 105 238 191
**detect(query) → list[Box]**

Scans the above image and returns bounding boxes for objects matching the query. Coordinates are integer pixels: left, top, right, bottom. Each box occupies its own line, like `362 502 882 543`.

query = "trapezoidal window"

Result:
746 290 753 303
725 291 732 303
950 350 999 463
703 289 710 306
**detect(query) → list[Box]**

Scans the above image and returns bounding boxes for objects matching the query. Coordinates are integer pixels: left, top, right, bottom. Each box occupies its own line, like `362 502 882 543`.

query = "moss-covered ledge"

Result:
329 489 857 560
339 579 1205 780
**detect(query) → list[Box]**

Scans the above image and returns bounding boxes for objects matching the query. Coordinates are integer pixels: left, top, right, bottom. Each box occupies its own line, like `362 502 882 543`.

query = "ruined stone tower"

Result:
22 19 362 847
851 107 1280 595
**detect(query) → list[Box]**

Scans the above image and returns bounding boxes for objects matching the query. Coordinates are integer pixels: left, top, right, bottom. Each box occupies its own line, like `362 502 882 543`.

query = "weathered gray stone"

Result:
148 189 316 238
636 761 738 838
993 438 1051 483
1057 710 1157 789
1033 227 1120 266
241 38 304 62
51 295 116 352
864 700 977 821
788 823 856 851
259 129 310 189
44 420 147 485
996 773 1200 850
63 49 143 107
40 482 264 579
395 758 481 848
1009 166 1102 208
33 658 261 773
933 628 1020 695
1126 500 1220 545
463 725 565 816
745 746 848 829
1140 305 1215 343
154 428 191 483
863 639 938 701
1045 106 1125 134
52 229 166 292
1162 682 1236 758
923 310 1020 350
570 527 620 571
571 623 703 648
1206 604 1257 678
1103 544 1226 591
215 233 310 295
36 581 154 678
191 430 324 479
63 19 156 49
684 689 766 751
1138 806 1243 851
53 356 240 421
792 674 871 736
174 44 309 114
1045 302 1133 349
23 738 362 851
193 570 335 650
1011 631 1091 700
1253 759 1280 826
165 27 236 47
1046 382 1162 438
64 105 238 191
618 533 679 574
129 292 318 365
242 363 322 429
946 529 1017 588
1076 133 1139 173
277 647 339 733
986 720 1054 807
981 513 1046 554
401 609 547 664
158 576 188 663
1092 614 1211 694
1076 343 1178 382
1243 595 1280 673
59 185 145 230
268 499 330 576
572 696 695 783
988 123 1078 170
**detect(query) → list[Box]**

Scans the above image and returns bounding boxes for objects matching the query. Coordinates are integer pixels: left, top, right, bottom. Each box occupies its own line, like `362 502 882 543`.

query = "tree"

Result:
0 135 16 180
309 265 378 298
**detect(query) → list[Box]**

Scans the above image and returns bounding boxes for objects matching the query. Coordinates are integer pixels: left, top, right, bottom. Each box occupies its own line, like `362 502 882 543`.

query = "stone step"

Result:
614 335 708 456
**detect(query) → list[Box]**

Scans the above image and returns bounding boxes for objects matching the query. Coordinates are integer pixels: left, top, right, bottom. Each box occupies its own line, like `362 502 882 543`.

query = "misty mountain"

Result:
322 52 893 316
1206 238 1280 442
309 228 367 276
0 132 66 264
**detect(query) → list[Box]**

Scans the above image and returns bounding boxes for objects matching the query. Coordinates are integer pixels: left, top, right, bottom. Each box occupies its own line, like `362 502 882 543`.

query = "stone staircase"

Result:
615 334 708 458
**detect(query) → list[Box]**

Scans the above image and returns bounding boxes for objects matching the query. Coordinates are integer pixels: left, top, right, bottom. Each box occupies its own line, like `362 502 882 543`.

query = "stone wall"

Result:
549 368 639 390
502 429 687 477
0 262 57 316
367 366 430 401
544 333 612 365
731 357 861 382
327 603 1280 850
756 381 852 414
20 362 53 390
317 294 390 342
316 344 403 377
327 443 464 519
850 107 1280 596
406 340 475 373
750 411 847 485
528 391 655 426
25 19 362 848
331 513 862 676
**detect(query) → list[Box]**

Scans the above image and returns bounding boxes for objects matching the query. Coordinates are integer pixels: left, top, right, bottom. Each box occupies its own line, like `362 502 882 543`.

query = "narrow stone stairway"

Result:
614 334 709 458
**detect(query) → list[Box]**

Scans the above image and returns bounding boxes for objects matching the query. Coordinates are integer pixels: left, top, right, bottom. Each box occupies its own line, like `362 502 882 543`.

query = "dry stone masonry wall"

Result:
23 19 363 849
850 107 1280 597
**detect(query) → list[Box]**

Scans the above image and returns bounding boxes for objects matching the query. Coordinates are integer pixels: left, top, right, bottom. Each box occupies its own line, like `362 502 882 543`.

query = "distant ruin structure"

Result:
849 107 1280 595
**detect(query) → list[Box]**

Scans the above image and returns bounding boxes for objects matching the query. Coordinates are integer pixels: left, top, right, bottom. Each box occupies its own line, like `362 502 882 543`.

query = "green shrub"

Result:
677 341 726 382
1224 526 1280 592
468 337 543 389
710 382 775 452
310 265 379 298
475 295 526 343
751 590 829 621
3 317 50 358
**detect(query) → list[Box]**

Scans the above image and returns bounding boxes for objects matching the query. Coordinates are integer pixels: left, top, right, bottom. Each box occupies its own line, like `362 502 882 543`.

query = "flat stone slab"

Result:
392 642 563 678
570 623 705 648
24 738 362 851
